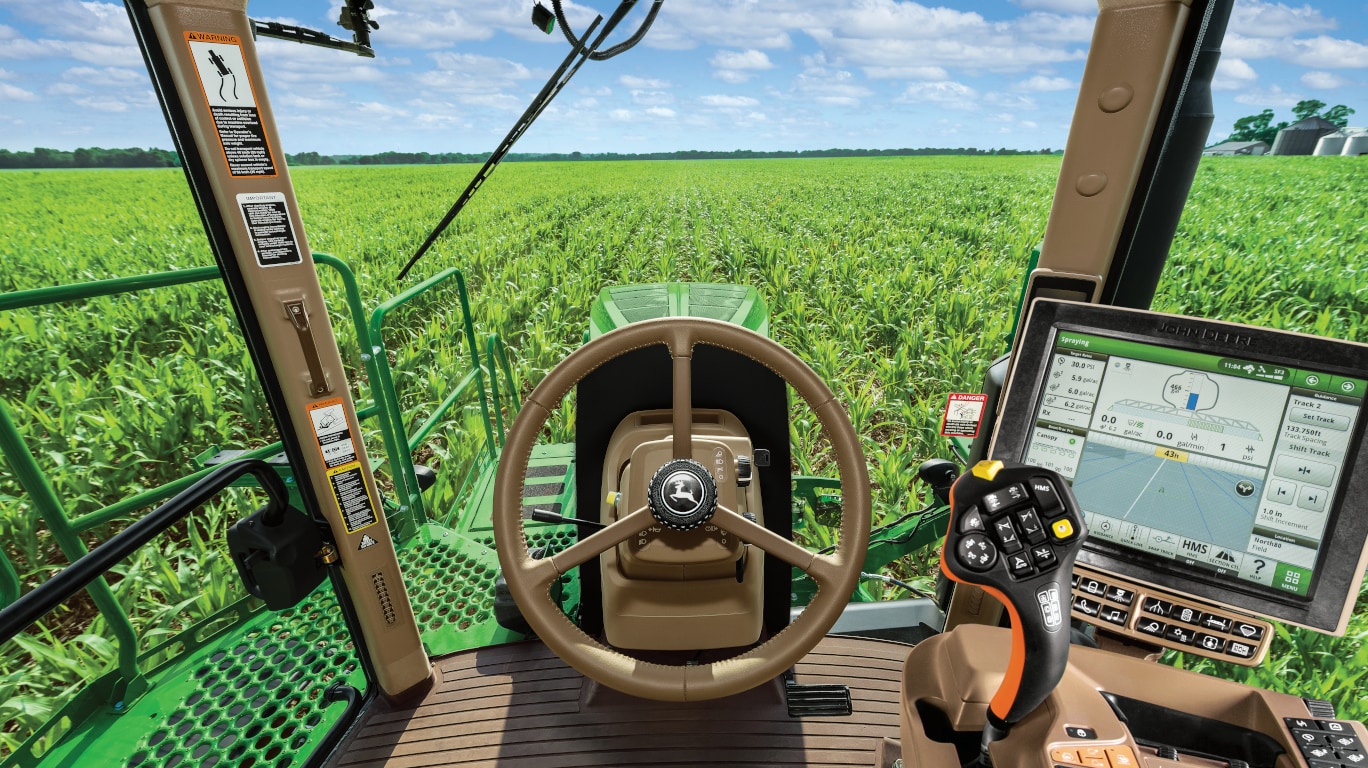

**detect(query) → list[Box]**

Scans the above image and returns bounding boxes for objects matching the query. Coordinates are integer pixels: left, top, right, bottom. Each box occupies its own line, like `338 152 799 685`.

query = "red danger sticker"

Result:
940 393 988 438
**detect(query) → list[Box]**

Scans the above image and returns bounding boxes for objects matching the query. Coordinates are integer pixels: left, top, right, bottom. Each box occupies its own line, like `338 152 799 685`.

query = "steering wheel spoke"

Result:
710 504 843 588
547 505 655 575
668 328 695 460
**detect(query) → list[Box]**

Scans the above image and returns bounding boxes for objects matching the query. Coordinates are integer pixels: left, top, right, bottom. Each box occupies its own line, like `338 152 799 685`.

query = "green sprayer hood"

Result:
587 283 769 339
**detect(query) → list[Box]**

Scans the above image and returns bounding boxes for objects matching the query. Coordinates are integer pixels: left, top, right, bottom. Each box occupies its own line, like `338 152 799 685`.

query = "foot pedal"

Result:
785 678 852 717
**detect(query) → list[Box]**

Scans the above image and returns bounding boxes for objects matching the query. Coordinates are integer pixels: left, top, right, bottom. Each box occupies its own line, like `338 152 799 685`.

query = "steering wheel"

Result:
493 316 870 702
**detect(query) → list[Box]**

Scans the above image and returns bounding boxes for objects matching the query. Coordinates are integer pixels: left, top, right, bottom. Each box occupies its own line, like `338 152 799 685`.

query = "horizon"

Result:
0 0 1364 154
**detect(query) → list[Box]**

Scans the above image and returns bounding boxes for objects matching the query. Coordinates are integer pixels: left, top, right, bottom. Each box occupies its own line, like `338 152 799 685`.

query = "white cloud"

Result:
253 38 389 85
72 89 157 113
0 81 37 101
656 0 1088 74
700 94 760 108
1212 57 1258 90
1224 33 1368 68
863 65 950 80
1010 0 1097 16
619 75 670 89
711 49 774 70
1301 70 1351 89
61 66 147 88
630 89 673 106
1015 75 1074 91
1 1 135 46
645 107 676 119
1228 1 1336 38
984 91 1038 109
649 3 799 49
364 0 555 49
357 101 410 118
1289 36 1368 68
794 67 872 107
1234 84 1302 108
418 52 532 94
709 49 775 82
609 108 633 121
1014 12 1094 43
897 80 977 109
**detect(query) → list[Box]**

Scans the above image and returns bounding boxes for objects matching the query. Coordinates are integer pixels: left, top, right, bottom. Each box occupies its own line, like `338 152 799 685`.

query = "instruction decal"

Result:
328 462 379 534
940 393 988 438
185 32 277 177
237 192 302 268
307 397 357 468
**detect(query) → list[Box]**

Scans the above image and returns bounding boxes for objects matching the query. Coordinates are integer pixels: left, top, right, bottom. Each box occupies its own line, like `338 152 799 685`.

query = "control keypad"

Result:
1068 565 1273 666
951 476 1081 582
1051 744 1138 768
1285 718 1368 768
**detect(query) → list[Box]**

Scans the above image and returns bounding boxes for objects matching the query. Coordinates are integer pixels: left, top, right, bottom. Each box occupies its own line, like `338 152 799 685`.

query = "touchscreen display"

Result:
1022 330 1366 599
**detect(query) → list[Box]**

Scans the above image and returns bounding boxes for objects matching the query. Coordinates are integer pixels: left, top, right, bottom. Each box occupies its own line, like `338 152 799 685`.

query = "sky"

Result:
0 0 1363 155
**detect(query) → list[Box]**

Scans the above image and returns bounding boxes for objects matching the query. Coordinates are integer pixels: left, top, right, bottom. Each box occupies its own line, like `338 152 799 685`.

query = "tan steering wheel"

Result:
493 317 870 702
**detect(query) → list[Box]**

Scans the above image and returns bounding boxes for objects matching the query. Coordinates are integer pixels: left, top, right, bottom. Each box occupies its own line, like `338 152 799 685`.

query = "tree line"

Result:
1227 99 1356 145
1 145 1059 170
0 147 181 169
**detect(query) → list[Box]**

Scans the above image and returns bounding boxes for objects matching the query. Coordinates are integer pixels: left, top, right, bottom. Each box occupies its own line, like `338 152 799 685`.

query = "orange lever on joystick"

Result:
941 460 1088 766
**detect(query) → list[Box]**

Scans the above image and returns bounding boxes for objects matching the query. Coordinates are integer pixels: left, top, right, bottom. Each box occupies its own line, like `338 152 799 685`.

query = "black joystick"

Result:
940 459 1088 767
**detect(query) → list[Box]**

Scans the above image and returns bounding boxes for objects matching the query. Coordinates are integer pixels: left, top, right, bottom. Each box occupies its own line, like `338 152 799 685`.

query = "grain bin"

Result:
1315 132 1347 155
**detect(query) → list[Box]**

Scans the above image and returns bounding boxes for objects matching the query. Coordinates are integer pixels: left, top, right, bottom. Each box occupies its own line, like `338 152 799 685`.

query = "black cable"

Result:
552 0 663 60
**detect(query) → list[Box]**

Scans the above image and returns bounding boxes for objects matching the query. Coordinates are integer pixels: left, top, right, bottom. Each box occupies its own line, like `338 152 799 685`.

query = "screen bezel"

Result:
991 299 1368 633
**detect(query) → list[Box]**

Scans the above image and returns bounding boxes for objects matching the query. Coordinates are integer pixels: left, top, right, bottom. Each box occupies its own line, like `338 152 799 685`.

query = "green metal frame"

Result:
0 254 517 764
361 266 499 536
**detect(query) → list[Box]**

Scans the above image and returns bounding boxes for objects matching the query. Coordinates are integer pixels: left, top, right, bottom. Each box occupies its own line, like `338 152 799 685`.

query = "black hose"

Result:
552 0 663 61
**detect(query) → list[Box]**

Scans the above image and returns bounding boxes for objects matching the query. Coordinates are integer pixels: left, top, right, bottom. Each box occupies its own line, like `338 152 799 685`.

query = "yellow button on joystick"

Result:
971 460 1004 480
1051 518 1075 540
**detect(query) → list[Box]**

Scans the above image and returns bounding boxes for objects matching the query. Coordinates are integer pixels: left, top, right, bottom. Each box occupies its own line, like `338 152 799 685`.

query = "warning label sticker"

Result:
358 534 378 550
940 393 989 438
307 397 357 468
185 32 277 177
237 192 302 268
328 462 379 534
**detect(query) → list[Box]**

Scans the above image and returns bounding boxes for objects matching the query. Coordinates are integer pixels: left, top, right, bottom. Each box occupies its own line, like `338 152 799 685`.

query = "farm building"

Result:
1271 116 1338 155
1203 140 1269 155
1316 127 1368 156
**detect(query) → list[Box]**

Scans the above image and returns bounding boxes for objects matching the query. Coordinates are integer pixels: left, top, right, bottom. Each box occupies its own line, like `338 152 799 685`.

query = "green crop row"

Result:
1 156 1365 756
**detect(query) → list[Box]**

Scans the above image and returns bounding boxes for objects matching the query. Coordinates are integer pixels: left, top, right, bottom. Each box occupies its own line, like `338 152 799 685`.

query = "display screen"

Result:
1022 330 1366 599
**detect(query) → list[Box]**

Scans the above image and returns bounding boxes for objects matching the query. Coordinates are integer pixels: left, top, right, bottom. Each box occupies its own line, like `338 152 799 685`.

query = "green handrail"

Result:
484 335 507 449
0 266 221 312
407 369 480 452
366 267 495 532
490 333 521 421
66 442 292 533
0 399 147 707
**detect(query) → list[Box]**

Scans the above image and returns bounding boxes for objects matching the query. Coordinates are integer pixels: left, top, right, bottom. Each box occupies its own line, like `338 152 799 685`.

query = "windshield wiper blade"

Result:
397 1 644 282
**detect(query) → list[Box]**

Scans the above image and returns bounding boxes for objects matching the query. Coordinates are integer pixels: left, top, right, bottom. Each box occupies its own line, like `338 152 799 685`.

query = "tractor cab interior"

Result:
1 0 1366 767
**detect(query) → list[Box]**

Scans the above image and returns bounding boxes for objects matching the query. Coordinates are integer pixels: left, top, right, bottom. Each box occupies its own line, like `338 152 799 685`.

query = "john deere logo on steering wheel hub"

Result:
648 458 718 531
